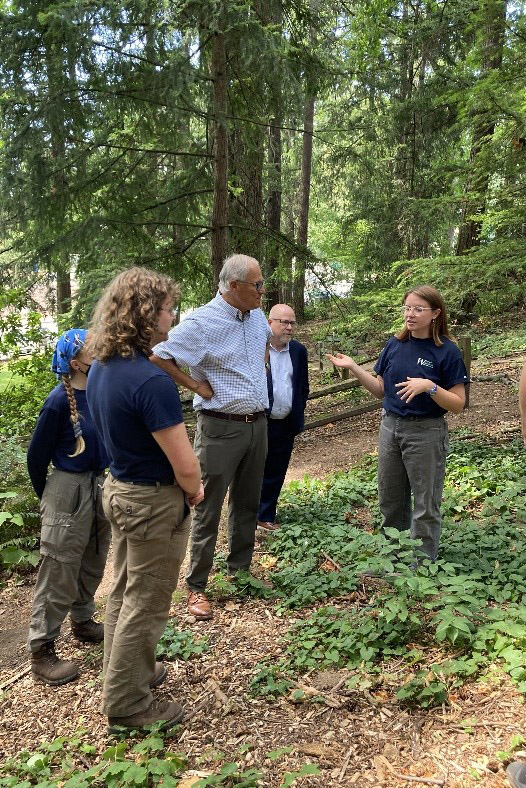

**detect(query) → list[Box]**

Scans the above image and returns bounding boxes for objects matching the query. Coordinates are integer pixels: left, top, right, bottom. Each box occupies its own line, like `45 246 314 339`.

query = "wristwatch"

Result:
428 383 438 397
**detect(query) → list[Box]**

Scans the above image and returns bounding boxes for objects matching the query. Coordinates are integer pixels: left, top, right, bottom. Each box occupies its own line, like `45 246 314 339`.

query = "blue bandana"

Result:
51 329 87 376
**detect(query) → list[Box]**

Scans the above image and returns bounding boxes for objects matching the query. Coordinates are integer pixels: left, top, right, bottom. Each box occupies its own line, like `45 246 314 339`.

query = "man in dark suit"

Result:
257 304 309 532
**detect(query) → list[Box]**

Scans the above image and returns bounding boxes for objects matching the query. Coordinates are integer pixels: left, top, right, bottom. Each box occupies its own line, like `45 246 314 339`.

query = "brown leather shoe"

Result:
149 661 167 688
187 591 213 620
257 520 280 532
107 699 184 734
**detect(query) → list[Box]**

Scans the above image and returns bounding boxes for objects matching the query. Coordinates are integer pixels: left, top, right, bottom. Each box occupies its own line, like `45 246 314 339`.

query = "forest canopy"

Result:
0 0 525 325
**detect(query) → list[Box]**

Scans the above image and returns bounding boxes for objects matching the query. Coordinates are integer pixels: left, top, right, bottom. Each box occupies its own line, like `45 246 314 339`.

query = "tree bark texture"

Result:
211 28 228 289
44 32 71 315
456 0 506 256
266 115 282 307
294 94 315 322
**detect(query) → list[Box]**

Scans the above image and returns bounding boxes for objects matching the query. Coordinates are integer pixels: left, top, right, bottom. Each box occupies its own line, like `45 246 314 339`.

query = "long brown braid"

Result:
62 374 86 456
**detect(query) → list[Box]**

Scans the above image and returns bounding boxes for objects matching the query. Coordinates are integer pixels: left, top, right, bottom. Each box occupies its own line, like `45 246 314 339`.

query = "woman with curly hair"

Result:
87 267 203 734
328 285 469 563
27 329 111 685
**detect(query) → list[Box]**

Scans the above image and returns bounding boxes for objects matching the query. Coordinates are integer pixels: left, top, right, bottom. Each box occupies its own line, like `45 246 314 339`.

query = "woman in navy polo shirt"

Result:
328 285 469 562
87 267 203 734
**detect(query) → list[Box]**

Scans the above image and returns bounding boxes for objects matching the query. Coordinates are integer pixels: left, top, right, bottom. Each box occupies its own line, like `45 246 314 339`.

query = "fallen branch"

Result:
338 745 354 782
0 664 31 691
390 776 444 786
378 755 445 786
471 374 516 384
321 551 341 571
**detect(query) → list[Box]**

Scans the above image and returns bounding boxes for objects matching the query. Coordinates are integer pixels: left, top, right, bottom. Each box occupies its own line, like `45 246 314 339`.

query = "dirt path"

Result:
0 358 524 785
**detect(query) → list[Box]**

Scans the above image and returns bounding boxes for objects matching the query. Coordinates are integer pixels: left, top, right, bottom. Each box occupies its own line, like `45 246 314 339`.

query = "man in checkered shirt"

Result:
151 254 271 620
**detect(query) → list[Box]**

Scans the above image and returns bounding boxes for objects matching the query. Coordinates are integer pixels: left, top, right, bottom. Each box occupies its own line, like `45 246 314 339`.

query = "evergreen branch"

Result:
178 230 213 256
69 139 213 158
106 219 213 229
134 190 214 214
92 39 214 81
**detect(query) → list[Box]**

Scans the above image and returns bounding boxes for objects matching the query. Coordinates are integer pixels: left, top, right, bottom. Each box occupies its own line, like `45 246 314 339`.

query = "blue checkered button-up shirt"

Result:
153 293 272 414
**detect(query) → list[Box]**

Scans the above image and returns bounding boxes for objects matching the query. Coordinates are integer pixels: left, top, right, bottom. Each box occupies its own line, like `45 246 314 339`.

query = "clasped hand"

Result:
188 481 205 507
396 377 434 402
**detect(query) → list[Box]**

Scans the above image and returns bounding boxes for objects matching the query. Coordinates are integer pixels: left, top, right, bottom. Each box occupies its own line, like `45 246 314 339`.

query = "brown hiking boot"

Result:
31 642 79 686
149 661 167 689
107 699 185 734
71 617 104 643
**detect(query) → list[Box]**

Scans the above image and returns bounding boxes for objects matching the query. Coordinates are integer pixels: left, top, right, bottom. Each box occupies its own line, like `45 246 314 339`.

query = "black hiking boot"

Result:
71 617 104 643
31 641 79 686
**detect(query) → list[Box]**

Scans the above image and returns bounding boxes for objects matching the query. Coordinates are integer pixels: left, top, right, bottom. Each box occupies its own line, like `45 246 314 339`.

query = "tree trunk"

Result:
266 115 282 307
229 125 264 261
44 33 71 315
294 94 315 322
211 27 228 289
56 269 71 314
456 0 506 255
394 0 415 259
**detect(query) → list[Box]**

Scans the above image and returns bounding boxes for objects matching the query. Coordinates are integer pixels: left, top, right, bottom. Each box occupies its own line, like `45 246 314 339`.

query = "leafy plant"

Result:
156 621 209 660
250 438 526 708
0 496 39 570
0 730 187 786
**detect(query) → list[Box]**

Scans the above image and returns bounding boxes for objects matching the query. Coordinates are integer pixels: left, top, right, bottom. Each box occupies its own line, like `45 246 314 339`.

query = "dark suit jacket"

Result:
267 338 309 436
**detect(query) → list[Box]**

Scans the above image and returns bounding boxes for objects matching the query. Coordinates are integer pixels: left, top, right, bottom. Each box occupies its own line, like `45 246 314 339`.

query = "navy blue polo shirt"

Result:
27 385 109 499
87 352 184 483
374 336 469 417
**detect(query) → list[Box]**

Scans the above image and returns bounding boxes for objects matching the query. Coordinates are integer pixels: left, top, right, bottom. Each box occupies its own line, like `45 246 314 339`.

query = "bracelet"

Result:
428 383 438 397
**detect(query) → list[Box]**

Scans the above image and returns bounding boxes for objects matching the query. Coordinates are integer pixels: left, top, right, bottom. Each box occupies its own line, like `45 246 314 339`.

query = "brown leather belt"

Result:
202 409 265 423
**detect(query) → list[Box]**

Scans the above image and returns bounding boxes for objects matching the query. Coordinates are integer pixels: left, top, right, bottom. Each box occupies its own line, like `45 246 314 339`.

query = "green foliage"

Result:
0 436 39 546
280 763 320 786
469 322 526 361
0 300 55 440
0 349 55 439
0 730 188 786
251 438 526 708
0 732 318 787
0 493 39 571
228 570 275 599
195 762 263 787
156 621 208 661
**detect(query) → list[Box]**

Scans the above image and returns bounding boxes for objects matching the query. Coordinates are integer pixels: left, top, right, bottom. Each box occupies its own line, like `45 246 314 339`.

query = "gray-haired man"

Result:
151 255 271 620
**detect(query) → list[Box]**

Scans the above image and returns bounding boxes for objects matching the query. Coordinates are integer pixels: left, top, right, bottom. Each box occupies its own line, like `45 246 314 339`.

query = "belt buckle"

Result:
245 413 255 423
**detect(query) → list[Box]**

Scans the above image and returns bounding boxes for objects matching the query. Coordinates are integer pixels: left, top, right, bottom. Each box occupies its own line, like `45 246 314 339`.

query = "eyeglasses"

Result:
236 280 265 292
401 306 434 315
271 319 297 327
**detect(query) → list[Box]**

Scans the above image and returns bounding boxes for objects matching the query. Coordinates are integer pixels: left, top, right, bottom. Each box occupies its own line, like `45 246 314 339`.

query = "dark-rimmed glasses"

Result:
236 280 265 292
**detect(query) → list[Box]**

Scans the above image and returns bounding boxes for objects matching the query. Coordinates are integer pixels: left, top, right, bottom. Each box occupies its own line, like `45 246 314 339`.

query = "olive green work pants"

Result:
27 469 111 652
101 475 190 718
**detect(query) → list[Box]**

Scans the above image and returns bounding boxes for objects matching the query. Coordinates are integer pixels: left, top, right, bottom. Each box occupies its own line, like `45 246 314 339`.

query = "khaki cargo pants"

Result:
27 469 111 652
101 475 190 718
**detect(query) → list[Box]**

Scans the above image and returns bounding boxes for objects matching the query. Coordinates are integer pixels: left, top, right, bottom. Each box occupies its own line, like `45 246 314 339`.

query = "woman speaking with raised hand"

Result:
327 285 469 562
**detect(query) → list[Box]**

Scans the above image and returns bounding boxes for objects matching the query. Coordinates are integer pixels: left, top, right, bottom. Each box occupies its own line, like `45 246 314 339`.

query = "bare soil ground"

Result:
1 351 525 786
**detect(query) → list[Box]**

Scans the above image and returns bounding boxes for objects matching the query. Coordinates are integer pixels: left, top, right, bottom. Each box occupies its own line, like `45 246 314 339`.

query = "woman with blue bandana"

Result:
26 329 111 685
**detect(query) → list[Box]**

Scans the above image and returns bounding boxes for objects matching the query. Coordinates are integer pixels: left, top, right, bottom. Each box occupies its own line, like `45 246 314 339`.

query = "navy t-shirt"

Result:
27 385 109 499
374 336 469 417
87 353 184 483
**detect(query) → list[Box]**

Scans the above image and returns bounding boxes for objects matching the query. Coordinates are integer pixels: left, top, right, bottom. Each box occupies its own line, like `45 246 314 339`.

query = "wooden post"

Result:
458 337 472 408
